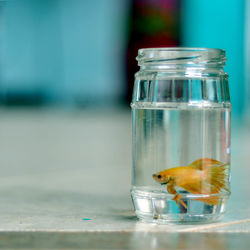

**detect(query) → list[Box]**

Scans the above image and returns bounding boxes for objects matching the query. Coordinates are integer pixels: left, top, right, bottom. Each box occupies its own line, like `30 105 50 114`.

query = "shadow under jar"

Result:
131 48 231 224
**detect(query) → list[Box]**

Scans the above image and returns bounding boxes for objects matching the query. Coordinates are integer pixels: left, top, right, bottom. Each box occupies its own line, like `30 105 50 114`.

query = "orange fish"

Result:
152 158 229 209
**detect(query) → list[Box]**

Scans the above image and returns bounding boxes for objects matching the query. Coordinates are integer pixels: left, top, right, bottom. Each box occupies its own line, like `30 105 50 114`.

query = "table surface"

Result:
0 108 249 249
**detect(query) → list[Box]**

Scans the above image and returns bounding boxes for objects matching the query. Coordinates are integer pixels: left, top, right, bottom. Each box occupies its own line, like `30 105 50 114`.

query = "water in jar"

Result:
131 102 231 223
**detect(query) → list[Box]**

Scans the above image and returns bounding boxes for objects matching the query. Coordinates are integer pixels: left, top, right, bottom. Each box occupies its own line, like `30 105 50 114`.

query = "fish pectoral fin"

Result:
173 194 187 209
167 182 187 209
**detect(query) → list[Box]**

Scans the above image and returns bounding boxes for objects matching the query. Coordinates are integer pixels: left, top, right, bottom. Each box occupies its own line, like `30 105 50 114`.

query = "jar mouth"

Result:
137 47 226 67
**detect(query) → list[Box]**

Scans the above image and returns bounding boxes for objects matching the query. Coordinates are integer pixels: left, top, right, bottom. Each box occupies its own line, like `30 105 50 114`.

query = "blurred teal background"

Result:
0 0 249 118
0 0 129 106
182 0 246 116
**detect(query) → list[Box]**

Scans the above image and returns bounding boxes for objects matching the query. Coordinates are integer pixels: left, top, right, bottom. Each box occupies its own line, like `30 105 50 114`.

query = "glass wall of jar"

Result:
131 48 231 223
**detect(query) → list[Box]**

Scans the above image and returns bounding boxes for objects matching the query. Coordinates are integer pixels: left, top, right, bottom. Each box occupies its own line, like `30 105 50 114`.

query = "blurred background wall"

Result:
0 0 249 118
182 0 246 117
0 0 128 107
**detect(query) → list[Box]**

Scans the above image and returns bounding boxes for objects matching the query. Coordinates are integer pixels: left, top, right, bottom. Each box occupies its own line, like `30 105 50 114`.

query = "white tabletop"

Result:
0 108 249 248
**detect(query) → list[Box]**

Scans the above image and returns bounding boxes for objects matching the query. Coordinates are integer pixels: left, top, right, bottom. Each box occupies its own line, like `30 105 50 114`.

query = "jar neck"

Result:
137 48 226 73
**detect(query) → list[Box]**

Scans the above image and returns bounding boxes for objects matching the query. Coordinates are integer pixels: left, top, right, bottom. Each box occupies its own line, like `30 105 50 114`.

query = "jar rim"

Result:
137 47 226 67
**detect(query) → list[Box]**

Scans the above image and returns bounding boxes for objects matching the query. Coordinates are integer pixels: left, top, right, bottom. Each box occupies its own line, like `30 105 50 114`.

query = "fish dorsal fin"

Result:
189 158 223 170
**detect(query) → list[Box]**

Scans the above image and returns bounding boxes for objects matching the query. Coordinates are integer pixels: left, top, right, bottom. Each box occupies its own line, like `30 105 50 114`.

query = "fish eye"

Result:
157 174 161 179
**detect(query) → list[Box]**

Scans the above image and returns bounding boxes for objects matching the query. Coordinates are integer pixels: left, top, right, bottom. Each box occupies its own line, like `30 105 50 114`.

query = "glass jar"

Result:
131 48 231 223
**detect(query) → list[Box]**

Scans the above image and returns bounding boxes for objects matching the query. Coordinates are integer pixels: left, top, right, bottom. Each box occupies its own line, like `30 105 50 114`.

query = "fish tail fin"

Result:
190 158 229 193
205 163 230 193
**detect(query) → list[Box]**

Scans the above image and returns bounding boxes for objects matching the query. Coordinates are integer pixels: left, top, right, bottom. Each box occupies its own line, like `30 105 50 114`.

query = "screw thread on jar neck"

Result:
137 48 226 72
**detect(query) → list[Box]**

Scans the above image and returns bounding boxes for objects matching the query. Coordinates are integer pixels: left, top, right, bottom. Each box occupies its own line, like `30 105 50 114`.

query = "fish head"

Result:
152 171 170 184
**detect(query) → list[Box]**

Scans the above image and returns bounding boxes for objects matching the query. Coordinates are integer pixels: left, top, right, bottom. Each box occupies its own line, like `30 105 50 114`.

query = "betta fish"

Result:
152 158 229 209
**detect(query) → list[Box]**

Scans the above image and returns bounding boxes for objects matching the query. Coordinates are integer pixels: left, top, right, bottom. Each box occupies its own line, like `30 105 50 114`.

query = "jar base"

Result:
131 188 228 224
